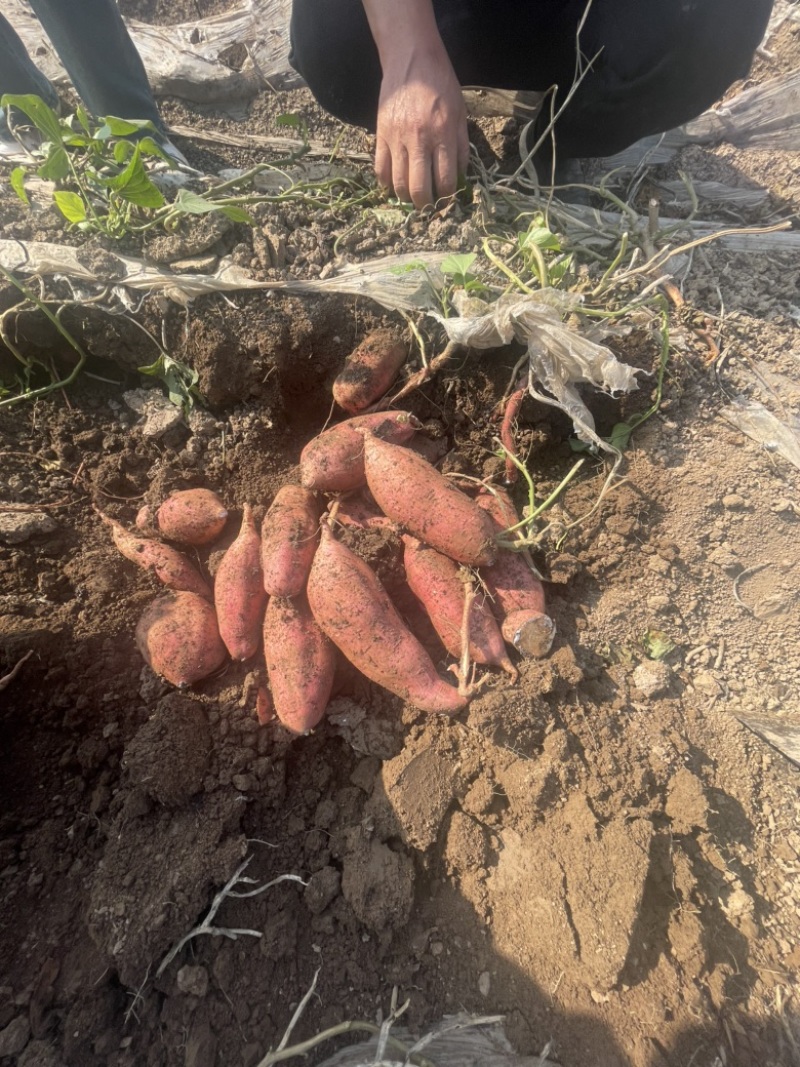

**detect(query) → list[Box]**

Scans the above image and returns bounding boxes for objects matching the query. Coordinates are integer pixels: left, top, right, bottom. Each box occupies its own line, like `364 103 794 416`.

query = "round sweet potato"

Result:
157 489 228 545
136 591 227 688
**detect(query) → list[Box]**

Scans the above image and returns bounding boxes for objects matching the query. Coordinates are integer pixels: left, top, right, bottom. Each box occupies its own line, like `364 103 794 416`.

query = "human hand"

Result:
374 46 469 210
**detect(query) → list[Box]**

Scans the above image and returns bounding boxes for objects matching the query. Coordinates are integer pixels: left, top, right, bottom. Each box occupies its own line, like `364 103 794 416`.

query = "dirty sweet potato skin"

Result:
362 433 497 567
402 535 516 677
263 594 336 735
260 485 320 598
157 488 228 545
476 489 555 658
214 504 267 660
307 525 466 715
332 328 408 413
136 591 227 688
299 411 421 494
97 509 212 598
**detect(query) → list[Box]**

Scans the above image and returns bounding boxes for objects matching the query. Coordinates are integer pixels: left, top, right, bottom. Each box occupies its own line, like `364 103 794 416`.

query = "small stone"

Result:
0 1015 31 1057
303 867 341 916
430 942 444 957
478 971 491 997
122 388 183 438
169 254 219 273
646 594 672 613
647 556 671 576
722 494 746 510
176 965 209 998
0 513 57 544
631 660 673 699
692 671 722 696
231 774 254 793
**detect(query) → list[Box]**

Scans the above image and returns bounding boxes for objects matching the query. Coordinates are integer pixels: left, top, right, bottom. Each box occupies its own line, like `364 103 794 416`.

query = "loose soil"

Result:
1 8 799 1067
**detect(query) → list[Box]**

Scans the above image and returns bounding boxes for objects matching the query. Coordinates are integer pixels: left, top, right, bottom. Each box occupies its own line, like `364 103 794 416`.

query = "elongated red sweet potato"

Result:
261 486 319 598
477 489 555 658
333 329 408 414
299 411 421 493
362 433 496 566
157 489 228 545
307 524 467 715
96 509 211 598
136 591 227 687
402 535 516 678
214 504 267 660
264 594 337 735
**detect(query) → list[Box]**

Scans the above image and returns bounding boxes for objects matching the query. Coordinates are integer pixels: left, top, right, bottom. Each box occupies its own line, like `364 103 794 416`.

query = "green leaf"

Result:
105 147 164 207
172 188 219 216
9 167 29 205
36 143 70 182
74 106 92 135
276 113 302 130
113 140 135 164
53 191 87 223
219 205 254 224
520 226 561 253
440 252 477 278
608 421 634 450
642 630 676 660
1 93 64 144
95 115 159 140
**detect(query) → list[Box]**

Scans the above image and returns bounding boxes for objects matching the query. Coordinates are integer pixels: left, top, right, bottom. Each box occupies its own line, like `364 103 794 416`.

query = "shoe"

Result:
0 106 36 160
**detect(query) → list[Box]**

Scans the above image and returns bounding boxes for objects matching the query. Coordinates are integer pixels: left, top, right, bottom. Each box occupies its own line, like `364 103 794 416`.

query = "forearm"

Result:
361 0 446 70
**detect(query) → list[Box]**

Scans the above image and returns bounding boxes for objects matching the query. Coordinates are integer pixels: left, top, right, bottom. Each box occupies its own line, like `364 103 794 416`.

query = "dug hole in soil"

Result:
2 6 800 1067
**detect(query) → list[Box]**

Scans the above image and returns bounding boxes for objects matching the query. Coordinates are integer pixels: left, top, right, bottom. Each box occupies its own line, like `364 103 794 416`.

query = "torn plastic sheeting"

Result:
723 398 800 471
434 291 642 449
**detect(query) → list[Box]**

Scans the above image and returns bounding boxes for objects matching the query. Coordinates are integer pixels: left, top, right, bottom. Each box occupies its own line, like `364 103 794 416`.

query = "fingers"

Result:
378 137 465 209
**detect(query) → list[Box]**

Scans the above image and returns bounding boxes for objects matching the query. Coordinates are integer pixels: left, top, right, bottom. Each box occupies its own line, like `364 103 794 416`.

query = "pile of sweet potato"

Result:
99 331 556 735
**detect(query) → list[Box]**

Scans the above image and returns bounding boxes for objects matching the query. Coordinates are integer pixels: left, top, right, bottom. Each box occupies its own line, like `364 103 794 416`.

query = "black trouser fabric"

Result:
289 0 774 158
0 0 162 129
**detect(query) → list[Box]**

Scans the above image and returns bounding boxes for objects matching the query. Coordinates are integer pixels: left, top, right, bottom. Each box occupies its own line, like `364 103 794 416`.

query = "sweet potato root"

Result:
362 433 497 566
214 504 267 660
477 489 555 658
332 329 408 413
261 486 320 598
299 411 421 493
136 591 227 687
157 489 228 545
402 535 516 679
263 594 337 735
96 509 211 598
307 524 467 715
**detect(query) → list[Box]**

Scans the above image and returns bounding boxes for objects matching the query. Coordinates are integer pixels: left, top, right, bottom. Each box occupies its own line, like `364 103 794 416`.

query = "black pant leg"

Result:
28 0 163 128
552 0 775 156
0 12 60 106
290 0 773 157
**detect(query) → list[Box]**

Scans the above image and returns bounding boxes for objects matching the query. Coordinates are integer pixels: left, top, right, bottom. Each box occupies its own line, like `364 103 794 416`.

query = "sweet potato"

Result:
157 489 228 545
402 535 516 678
255 684 274 725
477 489 556 659
263 594 337 735
362 433 497 566
332 328 408 413
299 411 421 493
261 486 319 598
214 504 267 660
307 524 467 715
96 509 211 598
136 591 227 688
336 491 397 532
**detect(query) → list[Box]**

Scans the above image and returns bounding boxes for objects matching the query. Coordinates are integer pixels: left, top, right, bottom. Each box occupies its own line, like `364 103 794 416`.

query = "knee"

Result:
289 0 381 129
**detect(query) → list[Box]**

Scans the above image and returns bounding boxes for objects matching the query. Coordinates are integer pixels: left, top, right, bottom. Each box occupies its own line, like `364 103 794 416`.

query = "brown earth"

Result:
1 7 799 1067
